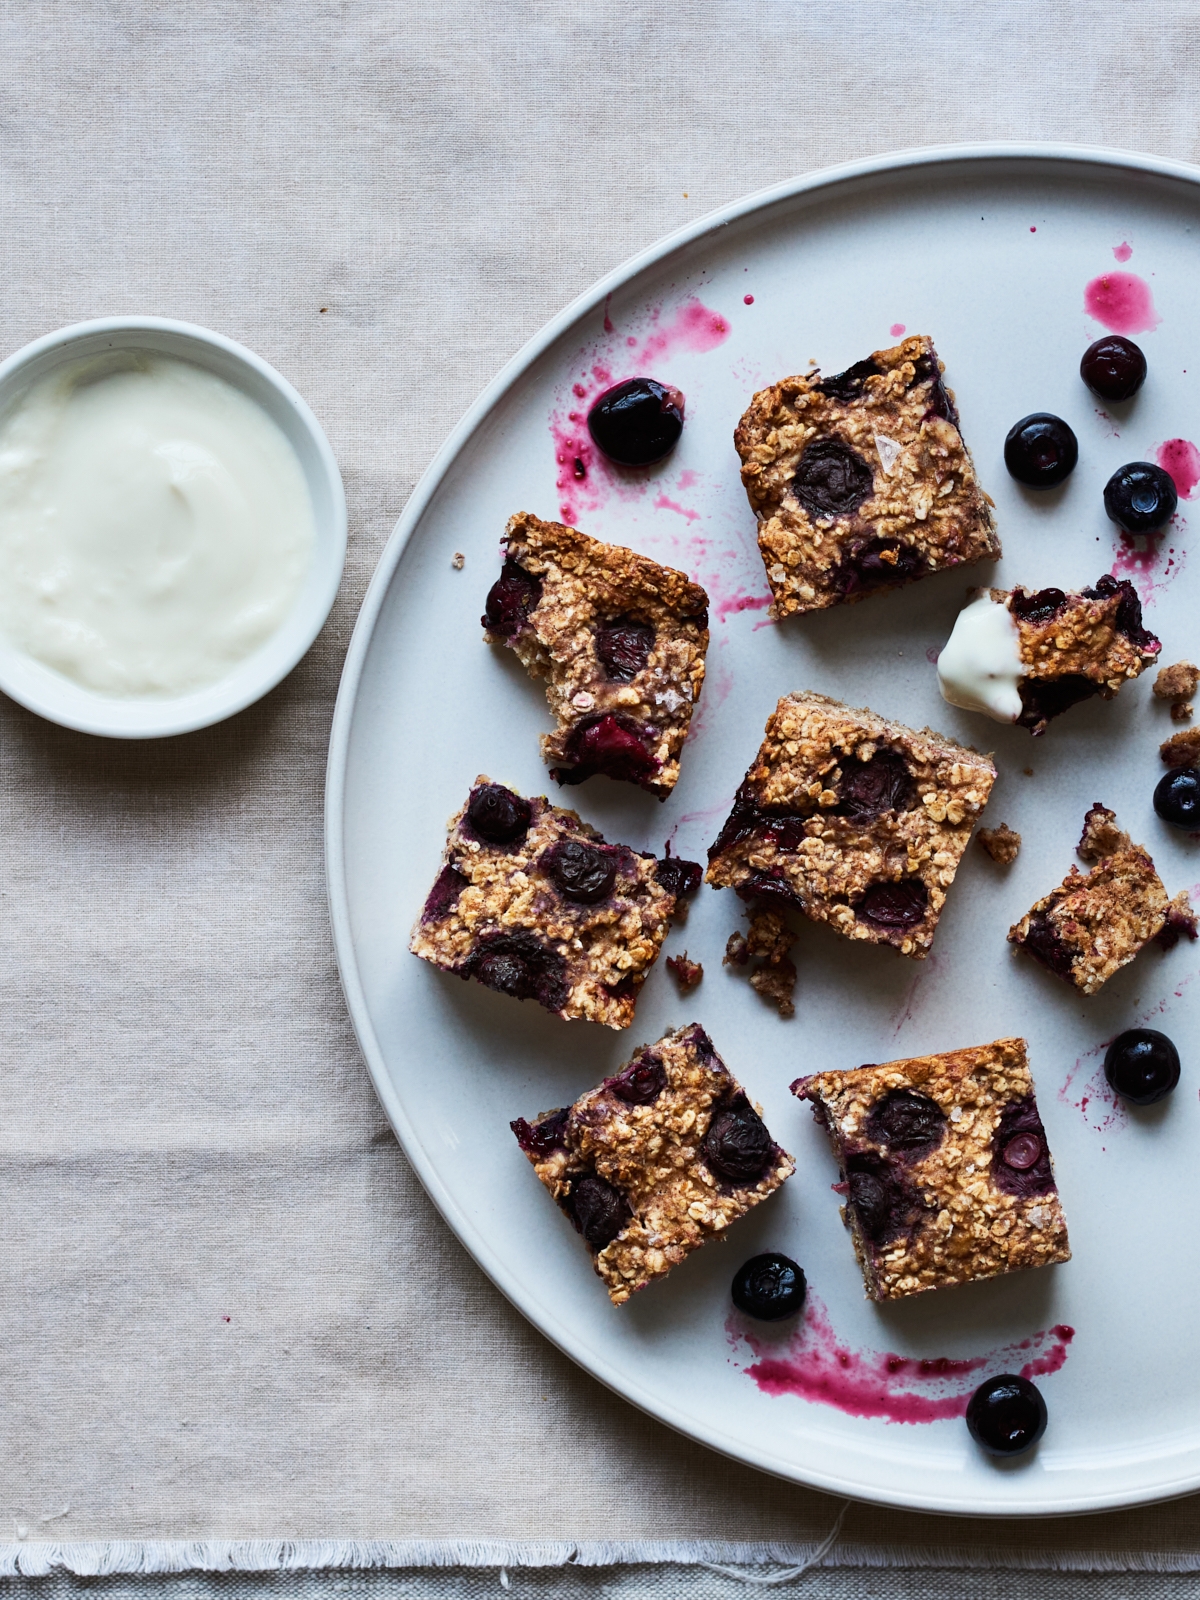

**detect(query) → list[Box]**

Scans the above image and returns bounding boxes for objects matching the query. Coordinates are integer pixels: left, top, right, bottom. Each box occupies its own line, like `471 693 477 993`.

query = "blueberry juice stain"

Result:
727 1292 1075 1424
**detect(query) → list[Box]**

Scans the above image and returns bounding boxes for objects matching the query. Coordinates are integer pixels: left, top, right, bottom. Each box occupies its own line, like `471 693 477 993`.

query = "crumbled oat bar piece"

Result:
792 1037 1070 1302
410 777 683 1029
1161 727 1200 769
512 1024 795 1305
745 907 795 965
723 931 749 966
665 952 703 991
734 335 998 617
939 578 1160 735
705 692 996 959
1171 702 1194 723
749 958 797 1018
1154 660 1199 703
977 823 1021 865
1008 804 1196 995
482 511 709 798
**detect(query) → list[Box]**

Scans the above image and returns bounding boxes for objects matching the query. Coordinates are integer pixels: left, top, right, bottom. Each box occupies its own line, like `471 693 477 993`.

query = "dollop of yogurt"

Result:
0 350 315 696
937 592 1024 722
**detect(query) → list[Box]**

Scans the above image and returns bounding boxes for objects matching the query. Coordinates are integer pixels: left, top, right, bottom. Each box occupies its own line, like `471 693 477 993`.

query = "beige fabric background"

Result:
4 0 1200 1566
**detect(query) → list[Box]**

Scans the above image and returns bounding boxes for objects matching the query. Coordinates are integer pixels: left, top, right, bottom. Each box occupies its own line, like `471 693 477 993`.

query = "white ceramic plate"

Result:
327 144 1200 1514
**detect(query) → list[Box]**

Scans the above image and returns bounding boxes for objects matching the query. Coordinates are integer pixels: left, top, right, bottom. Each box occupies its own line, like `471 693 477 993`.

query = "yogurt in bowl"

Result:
0 318 346 737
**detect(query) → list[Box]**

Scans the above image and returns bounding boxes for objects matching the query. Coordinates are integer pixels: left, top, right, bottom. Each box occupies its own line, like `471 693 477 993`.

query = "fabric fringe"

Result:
4 1536 1200 1579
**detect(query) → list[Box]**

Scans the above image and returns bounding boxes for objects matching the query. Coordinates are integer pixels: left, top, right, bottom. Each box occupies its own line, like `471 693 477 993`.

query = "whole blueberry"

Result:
467 782 532 844
544 839 618 905
1103 461 1178 533
703 1100 772 1183
1080 336 1147 403
966 1374 1048 1456
1004 414 1079 488
587 378 685 466
1103 1027 1181 1105
1154 767 1200 828
731 1252 807 1321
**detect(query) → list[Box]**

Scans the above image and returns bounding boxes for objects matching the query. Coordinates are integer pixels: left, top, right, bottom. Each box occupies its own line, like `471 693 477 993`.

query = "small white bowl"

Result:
0 317 347 738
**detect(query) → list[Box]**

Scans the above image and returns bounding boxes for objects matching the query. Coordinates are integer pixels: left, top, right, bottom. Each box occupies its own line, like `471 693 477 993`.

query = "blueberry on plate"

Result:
1103 461 1178 534
966 1374 1048 1456
587 378 685 466
1154 767 1200 828
1004 414 1078 488
1080 336 1147 403
731 1252 807 1320
1103 1027 1180 1105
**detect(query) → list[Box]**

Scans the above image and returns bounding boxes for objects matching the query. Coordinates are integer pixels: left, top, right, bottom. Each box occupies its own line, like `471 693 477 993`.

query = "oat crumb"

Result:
1161 727 1200 768
452 552 465 570
977 823 1021 865
746 908 795 965
750 956 797 1017
1172 701 1194 722
1154 660 1200 702
665 952 703 991
724 931 749 967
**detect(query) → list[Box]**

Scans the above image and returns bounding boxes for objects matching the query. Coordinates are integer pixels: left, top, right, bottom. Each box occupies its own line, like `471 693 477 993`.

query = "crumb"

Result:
1172 701 1194 722
750 956 797 1017
452 552 465 570
724 931 749 967
977 823 1021 865
1023 767 1034 777
1157 895 1199 949
1160 727 1200 768
745 908 795 965
1154 661 1200 701
665 952 703 991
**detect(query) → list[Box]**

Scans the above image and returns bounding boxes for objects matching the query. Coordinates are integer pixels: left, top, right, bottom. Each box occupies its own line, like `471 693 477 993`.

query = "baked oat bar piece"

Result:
410 778 698 1029
511 1024 794 1305
705 693 996 958
734 335 998 617
482 511 709 798
938 576 1161 735
1008 804 1195 995
793 1037 1070 1302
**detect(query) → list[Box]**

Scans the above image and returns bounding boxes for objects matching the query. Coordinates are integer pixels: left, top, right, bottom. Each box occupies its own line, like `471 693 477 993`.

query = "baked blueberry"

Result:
595 617 654 681
1103 461 1178 534
544 838 618 905
1154 767 1200 828
854 879 928 929
792 438 874 518
731 1252 807 1320
587 378 685 466
554 712 659 787
1103 1027 1180 1105
966 1374 1048 1456
482 559 541 637
1004 414 1078 488
569 1175 629 1248
704 1098 772 1182
1080 336 1147 403
864 1088 946 1157
654 855 702 900
608 1052 667 1105
467 782 532 844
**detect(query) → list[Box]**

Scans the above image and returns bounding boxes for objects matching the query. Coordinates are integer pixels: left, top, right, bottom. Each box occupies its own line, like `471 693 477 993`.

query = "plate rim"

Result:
325 140 1200 1517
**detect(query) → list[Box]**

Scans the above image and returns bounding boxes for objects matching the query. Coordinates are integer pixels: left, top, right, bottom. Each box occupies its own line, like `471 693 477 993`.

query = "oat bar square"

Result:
1008 804 1195 994
512 1024 795 1304
410 778 697 1029
938 576 1161 735
793 1037 1070 1302
482 512 709 798
705 692 996 958
734 335 999 617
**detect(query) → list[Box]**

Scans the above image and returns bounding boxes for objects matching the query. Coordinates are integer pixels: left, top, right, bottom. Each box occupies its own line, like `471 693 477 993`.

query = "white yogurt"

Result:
0 350 315 696
937 592 1024 722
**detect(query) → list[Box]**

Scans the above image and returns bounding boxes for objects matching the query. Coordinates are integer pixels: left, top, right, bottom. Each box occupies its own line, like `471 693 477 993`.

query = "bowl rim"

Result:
0 314 347 739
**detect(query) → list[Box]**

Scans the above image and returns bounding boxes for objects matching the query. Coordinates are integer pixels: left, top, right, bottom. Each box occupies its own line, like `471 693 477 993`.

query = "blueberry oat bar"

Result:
1008 804 1195 994
793 1038 1070 1301
938 576 1161 735
734 335 999 617
512 1024 794 1304
482 512 709 798
705 692 996 958
410 779 699 1028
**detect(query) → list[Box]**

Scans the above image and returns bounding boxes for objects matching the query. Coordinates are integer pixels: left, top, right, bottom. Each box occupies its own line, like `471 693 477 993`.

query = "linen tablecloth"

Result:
5 1 1200 1589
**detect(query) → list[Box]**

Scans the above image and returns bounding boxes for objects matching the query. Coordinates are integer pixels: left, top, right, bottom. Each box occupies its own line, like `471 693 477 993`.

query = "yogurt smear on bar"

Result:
0 350 315 697
937 592 1024 722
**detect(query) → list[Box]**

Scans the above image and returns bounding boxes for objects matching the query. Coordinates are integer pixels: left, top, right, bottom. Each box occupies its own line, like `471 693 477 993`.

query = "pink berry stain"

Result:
1113 241 1133 263
729 1293 1074 1423
550 297 730 525
1157 438 1200 500
1110 523 1186 606
1084 271 1161 336
889 323 906 337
